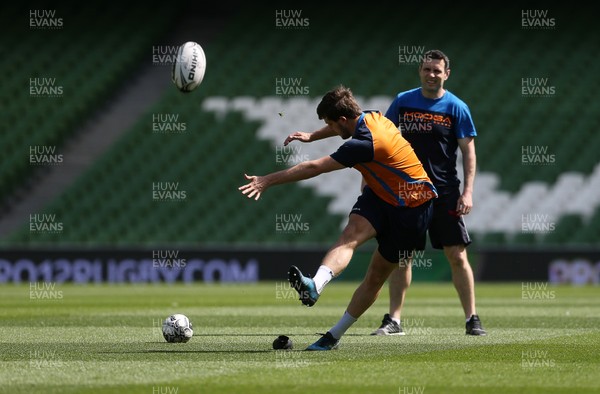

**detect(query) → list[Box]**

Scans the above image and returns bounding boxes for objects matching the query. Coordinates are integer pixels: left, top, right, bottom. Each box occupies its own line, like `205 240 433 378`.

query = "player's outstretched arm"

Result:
283 125 337 146
239 156 344 201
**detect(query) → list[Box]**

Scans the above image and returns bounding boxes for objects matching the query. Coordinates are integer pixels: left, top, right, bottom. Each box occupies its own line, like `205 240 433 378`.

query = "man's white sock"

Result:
313 265 334 294
329 311 358 340
391 317 400 325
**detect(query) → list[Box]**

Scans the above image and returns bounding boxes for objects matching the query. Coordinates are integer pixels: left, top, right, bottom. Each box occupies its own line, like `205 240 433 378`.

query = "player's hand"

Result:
238 174 267 201
456 193 473 215
283 132 311 146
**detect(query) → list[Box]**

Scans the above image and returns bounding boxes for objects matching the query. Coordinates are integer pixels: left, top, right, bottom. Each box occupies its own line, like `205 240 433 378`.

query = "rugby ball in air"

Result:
171 41 206 92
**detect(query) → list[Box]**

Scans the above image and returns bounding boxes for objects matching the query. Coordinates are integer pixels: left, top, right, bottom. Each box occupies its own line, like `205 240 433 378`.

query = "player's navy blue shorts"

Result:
350 186 433 264
428 186 472 249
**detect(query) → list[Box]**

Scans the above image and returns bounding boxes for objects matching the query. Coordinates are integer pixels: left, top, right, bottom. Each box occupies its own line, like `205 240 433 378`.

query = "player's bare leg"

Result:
444 244 486 335
388 259 411 321
371 259 411 335
444 245 487 335
320 213 377 276
346 250 397 319
444 244 476 318
307 249 397 350
288 213 376 306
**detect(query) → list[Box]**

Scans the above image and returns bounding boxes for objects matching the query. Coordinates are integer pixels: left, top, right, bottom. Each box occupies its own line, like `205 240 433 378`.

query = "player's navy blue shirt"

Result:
385 88 477 189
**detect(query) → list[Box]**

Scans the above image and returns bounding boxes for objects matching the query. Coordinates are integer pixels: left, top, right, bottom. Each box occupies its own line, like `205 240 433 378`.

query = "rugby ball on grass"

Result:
162 313 193 343
171 41 206 92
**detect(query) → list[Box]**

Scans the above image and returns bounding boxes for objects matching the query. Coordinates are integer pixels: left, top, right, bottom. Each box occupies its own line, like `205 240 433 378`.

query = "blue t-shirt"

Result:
385 87 477 189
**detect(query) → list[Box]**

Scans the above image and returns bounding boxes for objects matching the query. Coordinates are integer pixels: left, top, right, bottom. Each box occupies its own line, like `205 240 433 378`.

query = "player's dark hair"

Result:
422 49 450 70
316 85 362 121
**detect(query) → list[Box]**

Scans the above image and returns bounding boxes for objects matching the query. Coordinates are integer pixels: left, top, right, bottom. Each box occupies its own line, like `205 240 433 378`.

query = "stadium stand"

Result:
0 4 598 248
0 3 177 211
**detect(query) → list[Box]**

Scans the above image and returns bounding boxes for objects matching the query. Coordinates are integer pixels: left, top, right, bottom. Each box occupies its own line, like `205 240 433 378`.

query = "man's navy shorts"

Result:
350 186 433 264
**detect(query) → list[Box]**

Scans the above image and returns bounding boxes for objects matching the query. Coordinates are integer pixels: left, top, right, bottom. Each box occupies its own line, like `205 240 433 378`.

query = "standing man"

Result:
372 49 485 336
241 86 437 350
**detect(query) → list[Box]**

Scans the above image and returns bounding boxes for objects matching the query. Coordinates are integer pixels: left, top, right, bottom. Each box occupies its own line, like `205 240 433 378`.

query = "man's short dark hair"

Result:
422 49 450 70
316 85 362 121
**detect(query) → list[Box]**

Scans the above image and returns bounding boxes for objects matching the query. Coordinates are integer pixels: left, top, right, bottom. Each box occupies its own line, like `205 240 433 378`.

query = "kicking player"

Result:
240 86 437 350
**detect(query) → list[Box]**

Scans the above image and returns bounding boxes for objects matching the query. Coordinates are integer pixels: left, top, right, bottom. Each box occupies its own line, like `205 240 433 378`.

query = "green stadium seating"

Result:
0 3 177 202
1 4 599 248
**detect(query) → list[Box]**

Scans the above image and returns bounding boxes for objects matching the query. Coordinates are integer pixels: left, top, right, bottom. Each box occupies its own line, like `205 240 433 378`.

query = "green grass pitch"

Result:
1 282 598 393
